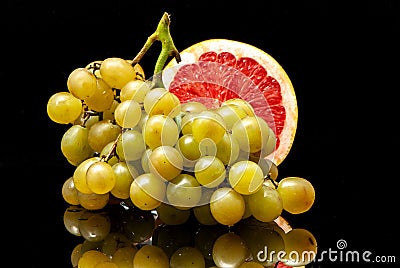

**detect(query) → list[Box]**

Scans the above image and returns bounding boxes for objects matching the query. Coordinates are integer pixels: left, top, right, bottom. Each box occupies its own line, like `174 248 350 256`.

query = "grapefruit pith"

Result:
163 39 297 166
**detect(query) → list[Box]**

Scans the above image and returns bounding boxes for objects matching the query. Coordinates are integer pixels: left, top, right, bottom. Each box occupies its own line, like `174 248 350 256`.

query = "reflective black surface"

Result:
7 1 399 267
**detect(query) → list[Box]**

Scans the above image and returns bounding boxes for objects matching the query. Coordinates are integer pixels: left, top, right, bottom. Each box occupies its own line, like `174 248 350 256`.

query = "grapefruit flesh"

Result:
164 39 297 166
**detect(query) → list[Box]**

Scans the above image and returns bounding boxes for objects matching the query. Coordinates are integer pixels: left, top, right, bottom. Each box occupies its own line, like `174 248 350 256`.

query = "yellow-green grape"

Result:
210 188 245 226
248 185 283 222
141 148 152 173
63 205 85 236
143 114 179 149
215 132 240 166
100 57 136 89
238 261 265 268
120 79 151 103
129 173 166 210
194 224 229 261
148 145 183 182
235 218 285 266
47 91 82 124
180 113 196 135
143 87 181 117
79 210 111 242
212 232 249 268
191 110 226 144
94 262 118 268
99 141 118 166
192 188 218 225
67 67 97 100
221 98 255 117
277 177 315 214
87 120 121 153
166 173 202 209
116 129 146 161
111 162 138 200
215 103 248 130
111 245 138 268
176 134 201 167
103 100 119 121
101 232 131 256
241 195 252 219
84 78 115 112
228 160 264 195
156 203 191 225
80 240 104 255
194 155 226 188
180 101 207 114
61 124 94 166
169 246 206 268
257 158 278 179
281 228 317 266
131 62 146 80
133 244 169 268
86 161 116 194
77 249 110 268
62 176 80 205
114 99 142 129
73 157 100 194
77 191 110 210
231 116 271 153
262 127 276 157
71 243 83 268
137 110 148 131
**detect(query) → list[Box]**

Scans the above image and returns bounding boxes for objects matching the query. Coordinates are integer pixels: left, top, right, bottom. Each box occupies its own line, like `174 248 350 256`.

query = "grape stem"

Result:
265 175 279 189
131 12 181 87
102 133 121 162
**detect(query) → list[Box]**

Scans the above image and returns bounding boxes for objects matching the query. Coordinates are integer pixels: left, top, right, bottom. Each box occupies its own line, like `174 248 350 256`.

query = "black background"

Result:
6 0 400 267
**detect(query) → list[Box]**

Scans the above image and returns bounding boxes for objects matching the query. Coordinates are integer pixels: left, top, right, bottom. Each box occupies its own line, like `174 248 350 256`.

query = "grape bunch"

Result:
47 12 317 268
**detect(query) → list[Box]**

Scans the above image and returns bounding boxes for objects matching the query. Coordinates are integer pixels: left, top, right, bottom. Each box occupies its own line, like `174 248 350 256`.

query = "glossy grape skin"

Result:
73 157 100 194
212 232 249 268
144 87 181 117
67 67 97 100
281 228 317 266
194 224 229 261
209 188 245 226
120 79 151 103
86 161 116 194
148 145 183 182
87 120 121 153
143 114 179 149
111 245 138 268
191 110 226 144
166 173 202 209
215 103 248 130
228 160 264 195
194 156 226 188
169 246 206 268
133 244 169 268
116 129 146 162
61 124 94 166
77 249 110 268
156 203 191 225
100 57 137 89
129 173 166 210
248 185 283 223
111 162 138 200
84 78 115 112
121 209 156 244
79 210 111 242
62 176 80 205
47 92 83 124
63 205 85 236
114 99 142 129
77 191 110 210
277 177 315 214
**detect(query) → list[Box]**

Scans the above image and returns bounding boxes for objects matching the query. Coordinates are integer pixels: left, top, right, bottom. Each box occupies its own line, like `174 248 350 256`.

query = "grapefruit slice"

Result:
163 39 297 166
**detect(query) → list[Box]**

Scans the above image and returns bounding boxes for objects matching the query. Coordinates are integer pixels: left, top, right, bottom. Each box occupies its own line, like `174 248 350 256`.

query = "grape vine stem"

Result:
131 12 181 87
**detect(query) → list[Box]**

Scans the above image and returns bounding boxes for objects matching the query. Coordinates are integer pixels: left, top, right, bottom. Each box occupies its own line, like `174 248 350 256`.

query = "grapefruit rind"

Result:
164 39 298 166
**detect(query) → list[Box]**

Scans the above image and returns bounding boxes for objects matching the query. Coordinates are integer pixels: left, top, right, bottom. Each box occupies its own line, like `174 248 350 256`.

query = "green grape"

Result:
143 87 181 117
77 249 110 268
210 187 245 226
86 161 116 194
194 155 226 188
114 99 142 129
102 100 119 121
276 177 315 214
73 157 100 194
280 228 317 266
88 120 121 153
148 145 183 181
156 203 191 225
84 78 115 112
241 194 252 219
62 176 80 205
180 101 207 114
101 232 131 256
221 98 255 117
194 224 229 261
231 116 271 153
257 158 278 179
99 141 118 166
248 185 283 222
100 57 137 89
215 103 248 130
191 110 226 144
215 132 240 165
61 124 94 166
234 218 285 266
120 79 151 103
116 129 146 162
212 232 249 268
77 191 110 210
228 160 264 195
121 209 155 243
129 173 166 210
166 173 202 209
133 244 169 268
143 114 179 149
137 110 148 131
71 243 83 267
94 261 118 268
79 210 111 242
192 188 218 225
67 67 97 100
111 245 138 268
141 148 152 173
63 205 85 236
180 113 196 135
47 91 82 124
176 134 201 167
169 246 206 268
262 127 277 157
111 162 138 200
